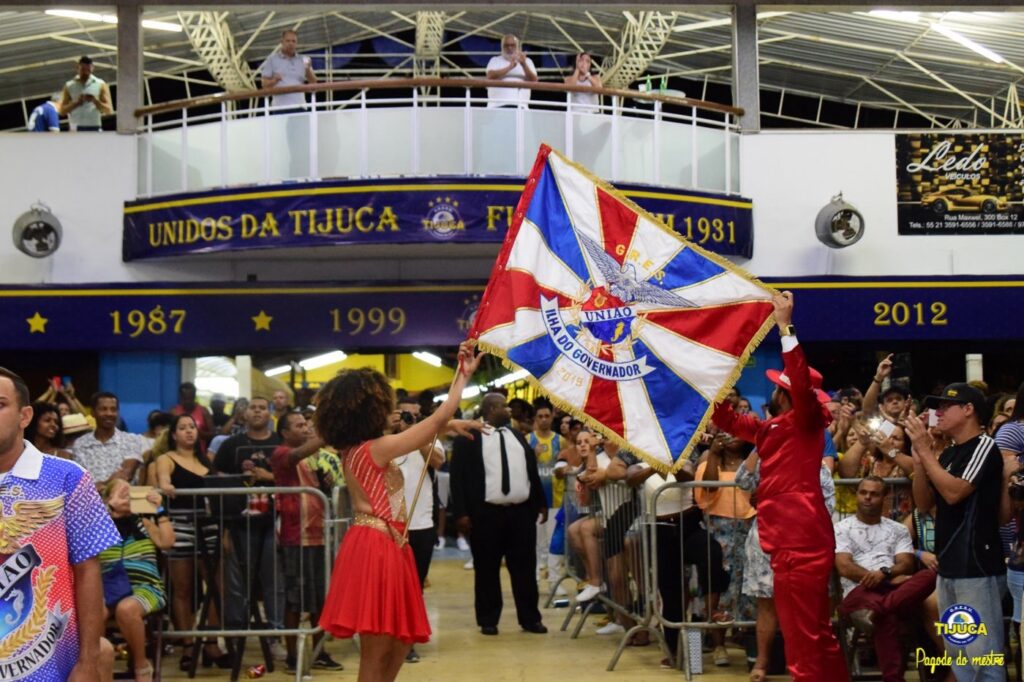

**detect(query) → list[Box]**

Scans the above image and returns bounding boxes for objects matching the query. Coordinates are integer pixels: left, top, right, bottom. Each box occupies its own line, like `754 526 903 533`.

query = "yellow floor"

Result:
155 554 925 680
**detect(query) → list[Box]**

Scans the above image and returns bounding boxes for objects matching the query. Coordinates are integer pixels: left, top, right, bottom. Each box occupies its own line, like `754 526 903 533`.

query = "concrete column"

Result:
236 355 253 399
965 353 984 383
180 357 197 383
116 3 143 133
732 4 761 132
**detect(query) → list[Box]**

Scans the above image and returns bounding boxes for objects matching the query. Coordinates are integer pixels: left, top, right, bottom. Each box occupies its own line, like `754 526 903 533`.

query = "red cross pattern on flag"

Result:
469 145 777 473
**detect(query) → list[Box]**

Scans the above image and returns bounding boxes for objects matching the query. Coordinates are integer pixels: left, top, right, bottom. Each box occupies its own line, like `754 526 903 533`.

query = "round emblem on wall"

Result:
815 193 864 248
12 202 62 258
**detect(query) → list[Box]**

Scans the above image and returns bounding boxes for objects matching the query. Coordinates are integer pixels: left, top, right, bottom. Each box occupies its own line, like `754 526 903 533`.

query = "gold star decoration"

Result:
251 310 273 332
26 312 48 334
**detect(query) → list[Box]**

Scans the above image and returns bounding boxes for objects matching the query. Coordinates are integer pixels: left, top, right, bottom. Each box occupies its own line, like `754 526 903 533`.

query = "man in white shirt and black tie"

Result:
450 392 548 635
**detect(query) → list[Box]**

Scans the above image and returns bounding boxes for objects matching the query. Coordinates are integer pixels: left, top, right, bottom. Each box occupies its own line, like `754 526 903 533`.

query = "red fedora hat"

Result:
765 367 831 404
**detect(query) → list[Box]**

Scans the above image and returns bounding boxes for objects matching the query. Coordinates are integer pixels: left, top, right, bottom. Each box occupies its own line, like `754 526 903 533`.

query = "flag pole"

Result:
402 429 441 545
402 353 468 544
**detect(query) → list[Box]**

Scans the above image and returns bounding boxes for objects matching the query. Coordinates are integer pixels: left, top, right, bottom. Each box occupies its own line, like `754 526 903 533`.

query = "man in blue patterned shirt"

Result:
0 367 121 681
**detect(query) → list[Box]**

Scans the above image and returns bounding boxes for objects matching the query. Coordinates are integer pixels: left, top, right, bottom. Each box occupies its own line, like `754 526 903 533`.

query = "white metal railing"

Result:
135 78 742 198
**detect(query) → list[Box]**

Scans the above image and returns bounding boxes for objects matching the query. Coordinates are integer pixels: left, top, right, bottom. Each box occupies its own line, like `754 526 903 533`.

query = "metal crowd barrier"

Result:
159 485 336 682
649 475 914 681
546 471 585 609
543 464 917 679
548 473 670 671
649 479 756 678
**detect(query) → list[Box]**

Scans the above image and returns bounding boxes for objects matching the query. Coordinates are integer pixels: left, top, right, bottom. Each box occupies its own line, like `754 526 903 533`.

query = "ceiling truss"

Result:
2 8 1024 131
177 11 255 93
413 10 445 94
601 11 677 89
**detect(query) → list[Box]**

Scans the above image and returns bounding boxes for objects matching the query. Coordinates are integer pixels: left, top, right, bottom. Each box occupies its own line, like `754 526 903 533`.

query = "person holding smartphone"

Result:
563 51 602 113
258 29 317 112
59 56 113 131
100 480 175 682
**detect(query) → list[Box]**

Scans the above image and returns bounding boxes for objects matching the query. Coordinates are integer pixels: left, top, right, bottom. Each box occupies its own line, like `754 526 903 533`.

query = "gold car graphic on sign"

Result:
920 187 1009 215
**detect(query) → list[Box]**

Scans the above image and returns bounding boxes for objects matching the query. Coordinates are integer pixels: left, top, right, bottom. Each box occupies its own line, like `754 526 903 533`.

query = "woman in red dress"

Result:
317 342 482 681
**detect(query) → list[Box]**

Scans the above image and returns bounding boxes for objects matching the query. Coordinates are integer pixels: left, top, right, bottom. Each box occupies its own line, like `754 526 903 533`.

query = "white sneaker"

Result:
596 622 626 636
456 537 470 552
576 584 603 602
270 640 288 661
434 537 445 550
463 558 474 570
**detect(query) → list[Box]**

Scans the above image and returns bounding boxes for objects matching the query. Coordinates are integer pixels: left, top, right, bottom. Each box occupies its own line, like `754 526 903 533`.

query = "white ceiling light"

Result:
434 385 483 403
265 365 291 377
672 11 789 33
412 351 443 368
491 369 530 387
45 9 182 32
933 24 1004 63
141 19 183 32
299 350 348 370
865 10 921 24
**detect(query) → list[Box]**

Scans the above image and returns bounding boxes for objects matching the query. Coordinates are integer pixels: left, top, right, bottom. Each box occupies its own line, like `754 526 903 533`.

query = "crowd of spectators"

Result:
492 357 1024 681
9 355 1024 680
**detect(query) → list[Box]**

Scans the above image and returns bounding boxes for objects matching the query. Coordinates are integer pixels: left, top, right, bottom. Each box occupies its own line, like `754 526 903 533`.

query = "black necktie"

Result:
498 429 511 495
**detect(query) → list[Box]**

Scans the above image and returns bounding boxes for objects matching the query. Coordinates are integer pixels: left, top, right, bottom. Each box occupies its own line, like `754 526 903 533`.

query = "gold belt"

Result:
353 513 407 548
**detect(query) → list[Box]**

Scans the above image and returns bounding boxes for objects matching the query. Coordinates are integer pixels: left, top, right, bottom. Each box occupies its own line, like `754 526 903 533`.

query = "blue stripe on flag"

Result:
631 338 708 462
524 162 591 285
507 333 561 384
655 247 725 291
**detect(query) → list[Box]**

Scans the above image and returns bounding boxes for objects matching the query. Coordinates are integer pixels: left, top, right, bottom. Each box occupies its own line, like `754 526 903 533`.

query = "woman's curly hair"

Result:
314 368 394 450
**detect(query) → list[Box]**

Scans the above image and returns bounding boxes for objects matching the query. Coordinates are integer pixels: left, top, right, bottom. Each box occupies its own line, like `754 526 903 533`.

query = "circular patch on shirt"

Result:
938 603 985 646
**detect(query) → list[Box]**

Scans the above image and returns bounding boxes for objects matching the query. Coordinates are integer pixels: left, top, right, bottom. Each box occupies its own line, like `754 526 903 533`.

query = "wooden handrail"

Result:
134 76 743 118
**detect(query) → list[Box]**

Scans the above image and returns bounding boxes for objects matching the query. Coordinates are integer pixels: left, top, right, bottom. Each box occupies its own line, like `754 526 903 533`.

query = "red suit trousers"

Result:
770 546 849 682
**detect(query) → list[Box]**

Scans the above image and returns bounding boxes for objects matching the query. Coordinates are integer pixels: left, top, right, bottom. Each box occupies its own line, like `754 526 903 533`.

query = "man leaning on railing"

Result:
486 34 537 109
259 29 317 113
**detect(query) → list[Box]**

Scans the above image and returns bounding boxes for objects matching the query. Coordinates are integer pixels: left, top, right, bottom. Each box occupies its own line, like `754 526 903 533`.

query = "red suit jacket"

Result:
712 343 833 554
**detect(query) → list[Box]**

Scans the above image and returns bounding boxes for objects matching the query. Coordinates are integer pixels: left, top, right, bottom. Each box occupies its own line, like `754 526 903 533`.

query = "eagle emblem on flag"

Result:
469 145 776 473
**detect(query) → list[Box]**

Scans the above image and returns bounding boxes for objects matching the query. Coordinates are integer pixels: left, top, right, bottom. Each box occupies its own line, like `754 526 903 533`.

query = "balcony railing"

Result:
134 77 743 198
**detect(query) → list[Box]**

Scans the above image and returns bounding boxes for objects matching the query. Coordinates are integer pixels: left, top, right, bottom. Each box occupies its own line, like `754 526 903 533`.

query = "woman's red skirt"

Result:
319 525 431 644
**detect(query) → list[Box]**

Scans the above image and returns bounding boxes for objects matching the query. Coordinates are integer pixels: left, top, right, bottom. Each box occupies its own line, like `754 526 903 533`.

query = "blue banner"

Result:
0 277 1019 351
122 177 754 261
776 276 1022 342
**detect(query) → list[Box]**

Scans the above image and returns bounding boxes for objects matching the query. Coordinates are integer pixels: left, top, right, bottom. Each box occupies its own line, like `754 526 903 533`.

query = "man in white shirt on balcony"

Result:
259 29 317 112
486 34 538 109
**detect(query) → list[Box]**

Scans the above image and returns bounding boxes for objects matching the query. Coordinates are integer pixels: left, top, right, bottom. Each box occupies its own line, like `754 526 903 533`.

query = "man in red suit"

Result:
712 292 848 681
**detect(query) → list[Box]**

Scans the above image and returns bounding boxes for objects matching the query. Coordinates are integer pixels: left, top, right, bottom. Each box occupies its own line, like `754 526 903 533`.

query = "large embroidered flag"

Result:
469 145 776 473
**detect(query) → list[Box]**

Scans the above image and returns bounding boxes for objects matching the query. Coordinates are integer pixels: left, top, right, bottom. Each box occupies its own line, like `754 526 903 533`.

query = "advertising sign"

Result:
896 132 1024 235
